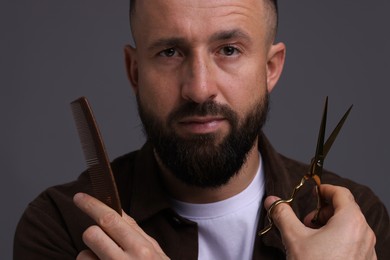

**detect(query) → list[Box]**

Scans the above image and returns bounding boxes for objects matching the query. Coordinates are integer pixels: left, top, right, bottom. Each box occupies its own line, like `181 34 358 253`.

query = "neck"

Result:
155 139 260 204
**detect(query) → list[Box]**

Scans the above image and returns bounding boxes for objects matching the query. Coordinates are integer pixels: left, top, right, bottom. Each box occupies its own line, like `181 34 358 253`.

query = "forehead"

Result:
132 0 268 46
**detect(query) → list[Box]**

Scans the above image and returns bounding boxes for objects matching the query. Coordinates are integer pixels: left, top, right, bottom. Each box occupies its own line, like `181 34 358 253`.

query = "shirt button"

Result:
171 216 182 226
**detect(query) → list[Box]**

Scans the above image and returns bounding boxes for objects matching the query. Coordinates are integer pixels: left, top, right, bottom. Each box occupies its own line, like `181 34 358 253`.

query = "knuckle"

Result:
350 208 366 226
137 245 155 258
125 215 138 226
98 211 119 228
347 212 377 247
339 186 355 201
271 202 290 223
149 237 161 248
368 228 377 247
348 214 365 231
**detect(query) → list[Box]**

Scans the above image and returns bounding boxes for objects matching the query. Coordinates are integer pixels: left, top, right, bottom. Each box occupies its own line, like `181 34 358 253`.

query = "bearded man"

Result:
14 0 389 259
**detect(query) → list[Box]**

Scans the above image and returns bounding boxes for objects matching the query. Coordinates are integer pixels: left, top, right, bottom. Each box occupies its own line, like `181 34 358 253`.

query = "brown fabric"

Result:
14 133 390 259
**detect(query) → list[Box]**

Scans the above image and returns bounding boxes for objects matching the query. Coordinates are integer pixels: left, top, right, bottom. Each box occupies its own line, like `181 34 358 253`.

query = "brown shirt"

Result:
14 133 390 259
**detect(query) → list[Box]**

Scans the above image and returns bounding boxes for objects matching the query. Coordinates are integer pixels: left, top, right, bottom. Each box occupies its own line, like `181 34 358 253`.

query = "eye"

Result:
158 48 178 57
219 45 240 56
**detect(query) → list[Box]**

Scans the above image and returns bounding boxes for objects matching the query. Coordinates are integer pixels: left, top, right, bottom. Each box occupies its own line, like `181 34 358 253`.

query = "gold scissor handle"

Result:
258 175 310 236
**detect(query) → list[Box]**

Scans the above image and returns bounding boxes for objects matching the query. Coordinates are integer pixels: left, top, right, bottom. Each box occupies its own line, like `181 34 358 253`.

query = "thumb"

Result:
264 196 306 242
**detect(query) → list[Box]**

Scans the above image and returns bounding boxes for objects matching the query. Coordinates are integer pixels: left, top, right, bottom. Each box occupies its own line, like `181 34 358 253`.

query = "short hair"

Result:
129 0 279 44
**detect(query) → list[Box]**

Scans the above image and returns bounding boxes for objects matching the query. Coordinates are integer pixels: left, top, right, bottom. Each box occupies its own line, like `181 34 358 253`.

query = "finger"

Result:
76 249 99 260
74 193 151 251
121 211 167 255
81 225 125 259
263 195 280 210
319 184 356 211
264 196 307 242
317 185 376 246
303 204 334 228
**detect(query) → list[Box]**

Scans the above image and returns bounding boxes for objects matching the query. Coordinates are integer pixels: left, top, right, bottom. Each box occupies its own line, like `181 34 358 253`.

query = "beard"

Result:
137 93 269 188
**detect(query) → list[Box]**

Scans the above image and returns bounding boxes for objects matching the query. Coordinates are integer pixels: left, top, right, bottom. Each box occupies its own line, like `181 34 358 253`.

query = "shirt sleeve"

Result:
13 178 93 260
14 202 79 260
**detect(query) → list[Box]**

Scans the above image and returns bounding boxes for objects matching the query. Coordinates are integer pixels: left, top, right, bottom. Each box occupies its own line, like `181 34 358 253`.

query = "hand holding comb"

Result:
71 97 122 215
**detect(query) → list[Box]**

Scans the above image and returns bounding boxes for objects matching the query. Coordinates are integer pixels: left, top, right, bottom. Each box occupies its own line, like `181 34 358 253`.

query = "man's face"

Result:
126 0 284 187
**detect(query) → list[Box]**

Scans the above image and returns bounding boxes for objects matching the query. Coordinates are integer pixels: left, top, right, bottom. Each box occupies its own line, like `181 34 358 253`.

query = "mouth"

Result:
177 116 227 135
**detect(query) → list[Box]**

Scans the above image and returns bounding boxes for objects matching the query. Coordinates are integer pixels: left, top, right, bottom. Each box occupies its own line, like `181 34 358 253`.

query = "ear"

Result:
266 42 286 93
124 45 139 94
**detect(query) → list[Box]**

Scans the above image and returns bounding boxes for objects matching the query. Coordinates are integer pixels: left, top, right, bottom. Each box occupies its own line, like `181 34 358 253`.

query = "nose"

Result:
181 53 218 103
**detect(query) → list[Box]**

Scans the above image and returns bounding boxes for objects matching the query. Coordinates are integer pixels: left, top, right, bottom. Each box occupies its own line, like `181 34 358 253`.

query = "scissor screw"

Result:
317 160 322 167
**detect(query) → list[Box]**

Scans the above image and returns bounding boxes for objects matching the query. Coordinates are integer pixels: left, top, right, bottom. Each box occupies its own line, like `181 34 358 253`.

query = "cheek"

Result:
219 63 268 115
136 66 180 121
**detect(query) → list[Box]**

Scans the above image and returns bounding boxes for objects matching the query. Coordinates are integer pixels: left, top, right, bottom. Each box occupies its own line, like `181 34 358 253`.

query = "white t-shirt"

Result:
170 157 265 260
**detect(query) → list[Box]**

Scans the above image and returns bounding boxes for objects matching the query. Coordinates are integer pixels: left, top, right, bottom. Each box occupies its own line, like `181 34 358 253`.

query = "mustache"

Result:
167 101 238 125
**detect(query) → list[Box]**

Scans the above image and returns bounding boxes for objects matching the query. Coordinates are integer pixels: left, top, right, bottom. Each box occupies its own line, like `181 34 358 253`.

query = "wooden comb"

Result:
71 97 122 215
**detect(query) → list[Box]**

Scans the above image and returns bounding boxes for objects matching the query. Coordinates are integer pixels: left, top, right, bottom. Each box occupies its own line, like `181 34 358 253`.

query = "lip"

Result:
177 116 226 134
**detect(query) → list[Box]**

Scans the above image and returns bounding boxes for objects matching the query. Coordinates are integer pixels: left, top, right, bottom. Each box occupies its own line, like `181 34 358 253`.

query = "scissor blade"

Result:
313 97 328 163
323 104 353 158
310 97 328 177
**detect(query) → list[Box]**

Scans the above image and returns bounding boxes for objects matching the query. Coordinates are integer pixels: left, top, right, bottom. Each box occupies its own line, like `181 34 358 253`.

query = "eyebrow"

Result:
209 29 251 43
148 37 187 52
147 28 251 51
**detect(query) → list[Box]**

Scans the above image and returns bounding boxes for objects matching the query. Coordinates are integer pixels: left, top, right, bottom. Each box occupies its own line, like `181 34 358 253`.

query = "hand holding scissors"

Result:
263 185 377 259
259 97 353 235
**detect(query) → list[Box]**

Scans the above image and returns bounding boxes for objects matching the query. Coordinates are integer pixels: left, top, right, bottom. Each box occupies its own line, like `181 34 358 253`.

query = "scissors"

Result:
259 97 353 236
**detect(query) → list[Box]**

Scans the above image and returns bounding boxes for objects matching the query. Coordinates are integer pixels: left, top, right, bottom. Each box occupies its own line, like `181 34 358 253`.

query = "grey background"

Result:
1 0 389 259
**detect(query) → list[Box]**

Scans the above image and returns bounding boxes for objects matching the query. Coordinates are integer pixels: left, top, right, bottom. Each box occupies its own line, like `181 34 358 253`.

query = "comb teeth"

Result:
71 97 122 215
71 102 99 165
